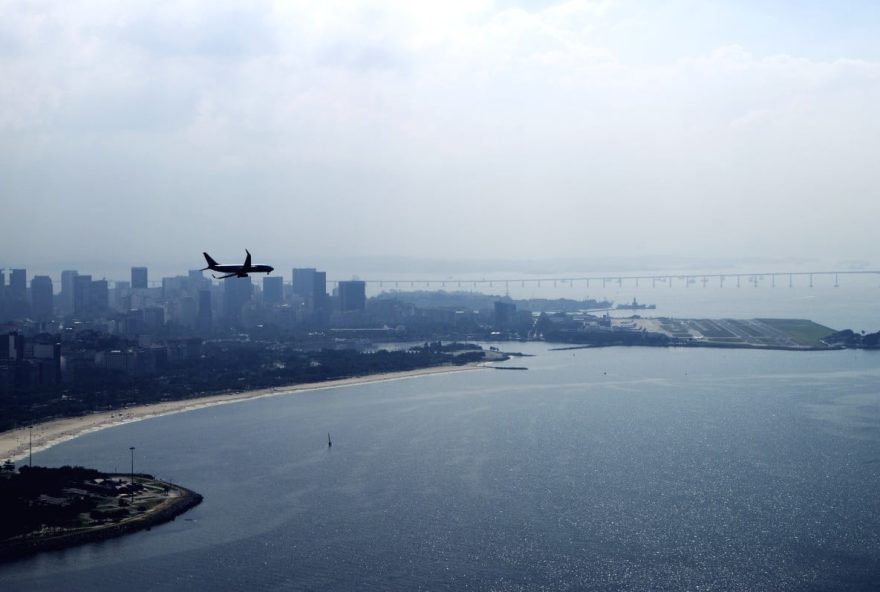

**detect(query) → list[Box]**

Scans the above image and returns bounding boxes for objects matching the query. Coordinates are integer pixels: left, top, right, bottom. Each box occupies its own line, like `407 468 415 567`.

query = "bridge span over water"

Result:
328 270 880 291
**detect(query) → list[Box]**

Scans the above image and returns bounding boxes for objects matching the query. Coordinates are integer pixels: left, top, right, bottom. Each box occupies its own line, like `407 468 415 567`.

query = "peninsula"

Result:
0 465 202 563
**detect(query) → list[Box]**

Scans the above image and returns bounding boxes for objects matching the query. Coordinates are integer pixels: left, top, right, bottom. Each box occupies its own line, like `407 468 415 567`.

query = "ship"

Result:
616 298 656 310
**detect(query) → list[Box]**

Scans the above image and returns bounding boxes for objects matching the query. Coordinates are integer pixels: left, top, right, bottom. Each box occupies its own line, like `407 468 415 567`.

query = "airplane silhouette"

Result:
202 250 274 279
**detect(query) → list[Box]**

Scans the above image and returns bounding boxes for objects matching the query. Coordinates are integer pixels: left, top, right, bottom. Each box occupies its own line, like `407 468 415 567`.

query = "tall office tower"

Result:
123 309 144 337
1 269 29 319
113 281 131 311
9 269 26 302
31 276 54 320
91 279 109 313
293 268 328 313
292 268 316 304
73 275 93 316
131 266 148 289
180 296 198 328
60 270 78 314
338 280 366 312
313 271 327 313
0 270 5 296
143 306 165 331
188 269 210 293
223 276 252 321
197 289 212 333
262 276 283 305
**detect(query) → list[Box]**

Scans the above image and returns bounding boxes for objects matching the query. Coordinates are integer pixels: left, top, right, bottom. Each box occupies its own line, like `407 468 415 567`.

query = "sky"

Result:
2 0 879 276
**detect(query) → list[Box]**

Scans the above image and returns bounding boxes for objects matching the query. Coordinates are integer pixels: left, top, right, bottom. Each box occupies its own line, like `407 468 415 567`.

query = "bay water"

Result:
1 285 879 590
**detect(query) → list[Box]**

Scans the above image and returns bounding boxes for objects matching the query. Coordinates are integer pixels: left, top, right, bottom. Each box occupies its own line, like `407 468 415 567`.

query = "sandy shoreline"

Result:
0 364 482 464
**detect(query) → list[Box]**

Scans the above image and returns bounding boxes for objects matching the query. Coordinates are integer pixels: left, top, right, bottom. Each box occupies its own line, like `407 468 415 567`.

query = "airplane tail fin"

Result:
202 252 219 270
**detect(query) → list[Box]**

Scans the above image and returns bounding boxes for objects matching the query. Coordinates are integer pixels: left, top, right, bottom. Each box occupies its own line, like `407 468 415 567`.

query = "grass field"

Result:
757 318 837 347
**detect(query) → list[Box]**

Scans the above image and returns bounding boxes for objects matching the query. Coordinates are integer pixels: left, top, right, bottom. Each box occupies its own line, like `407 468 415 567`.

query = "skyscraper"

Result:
197 289 212 333
313 271 327 314
188 269 210 293
223 276 252 322
73 275 92 316
113 281 131 311
131 266 148 290
292 268 316 303
262 276 283 305
91 279 109 313
60 270 78 315
9 269 26 302
338 280 366 312
293 268 327 313
143 306 165 331
31 276 54 320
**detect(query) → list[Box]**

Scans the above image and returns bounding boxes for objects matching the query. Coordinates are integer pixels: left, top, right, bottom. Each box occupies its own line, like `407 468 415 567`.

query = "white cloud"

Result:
1 0 879 265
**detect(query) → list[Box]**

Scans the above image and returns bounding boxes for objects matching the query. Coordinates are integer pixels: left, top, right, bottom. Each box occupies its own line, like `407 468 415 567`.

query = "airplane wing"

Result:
213 272 238 280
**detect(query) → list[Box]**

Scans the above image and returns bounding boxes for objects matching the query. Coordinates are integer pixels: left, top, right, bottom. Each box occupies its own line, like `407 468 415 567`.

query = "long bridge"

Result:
329 270 880 291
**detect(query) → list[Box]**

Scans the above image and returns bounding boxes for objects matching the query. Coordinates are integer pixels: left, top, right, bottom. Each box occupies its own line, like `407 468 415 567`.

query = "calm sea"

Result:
1 287 879 591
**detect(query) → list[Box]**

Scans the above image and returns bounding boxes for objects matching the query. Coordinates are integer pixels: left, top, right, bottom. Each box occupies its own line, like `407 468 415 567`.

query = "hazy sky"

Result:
3 0 879 273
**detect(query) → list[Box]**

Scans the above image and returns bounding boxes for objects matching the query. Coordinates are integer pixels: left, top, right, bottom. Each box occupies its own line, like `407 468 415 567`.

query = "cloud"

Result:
1 0 879 265
112 5 275 59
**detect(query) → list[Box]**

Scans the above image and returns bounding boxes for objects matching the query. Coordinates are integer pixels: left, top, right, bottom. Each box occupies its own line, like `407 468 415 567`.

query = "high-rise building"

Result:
144 306 165 331
73 275 92 316
313 271 327 313
338 280 366 312
31 276 54 320
263 276 283 305
180 296 198 328
113 281 131 311
9 269 26 302
223 276 252 321
91 279 109 313
60 270 78 315
292 268 327 313
197 289 212 333
131 266 148 290
162 276 188 300
292 268 316 302
188 269 210 293
123 309 144 336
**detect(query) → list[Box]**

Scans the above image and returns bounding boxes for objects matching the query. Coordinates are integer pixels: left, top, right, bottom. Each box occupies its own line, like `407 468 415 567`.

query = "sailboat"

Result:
328 433 332 448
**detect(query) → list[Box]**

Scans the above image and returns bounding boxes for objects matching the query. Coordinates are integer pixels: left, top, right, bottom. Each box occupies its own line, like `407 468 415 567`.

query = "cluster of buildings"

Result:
0 266 373 335
0 265 373 394
0 263 542 395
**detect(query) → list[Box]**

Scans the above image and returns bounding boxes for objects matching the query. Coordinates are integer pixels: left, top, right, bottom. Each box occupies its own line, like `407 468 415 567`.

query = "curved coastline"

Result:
0 364 482 464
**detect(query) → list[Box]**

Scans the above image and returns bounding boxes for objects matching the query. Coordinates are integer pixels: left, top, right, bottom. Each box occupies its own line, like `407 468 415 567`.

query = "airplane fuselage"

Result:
202 250 274 279
210 263 274 275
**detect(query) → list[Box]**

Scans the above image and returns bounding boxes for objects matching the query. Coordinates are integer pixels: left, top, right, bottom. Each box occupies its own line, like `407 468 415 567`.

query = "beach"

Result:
0 364 482 464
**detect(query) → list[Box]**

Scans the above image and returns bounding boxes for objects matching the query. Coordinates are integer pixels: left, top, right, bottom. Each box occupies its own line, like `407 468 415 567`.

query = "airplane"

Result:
202 250 274 279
